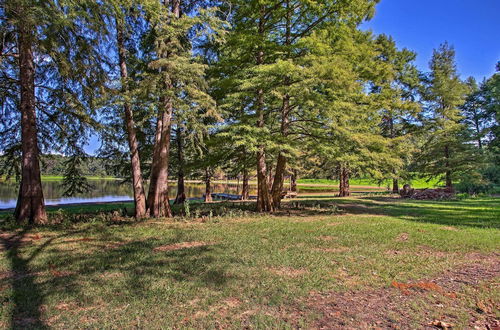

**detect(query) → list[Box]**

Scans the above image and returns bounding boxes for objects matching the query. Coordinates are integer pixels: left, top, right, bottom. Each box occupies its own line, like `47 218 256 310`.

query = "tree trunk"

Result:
204 169 212 202
392 179 399 194
241 169 250 200
270 2 292 210
290 170 297 192
174 126 186 204
444 145 452 190
389 116 400 195
116 18 147 218
146 0 181 217
15 17 47 224
338 165 350 197
474 117 482 149
271 95 290 209
255 11 273 213
146 100 173 218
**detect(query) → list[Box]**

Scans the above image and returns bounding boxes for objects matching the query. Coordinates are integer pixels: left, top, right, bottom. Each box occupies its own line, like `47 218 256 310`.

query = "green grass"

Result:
298 177 442 188
0 197 498 328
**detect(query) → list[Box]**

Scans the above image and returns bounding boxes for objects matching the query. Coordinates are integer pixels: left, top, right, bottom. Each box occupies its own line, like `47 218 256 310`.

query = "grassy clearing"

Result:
298 177 441 189
0 197 498 328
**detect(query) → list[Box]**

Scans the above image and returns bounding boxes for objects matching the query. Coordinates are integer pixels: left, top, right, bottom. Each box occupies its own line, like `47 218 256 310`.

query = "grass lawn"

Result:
0 197 498 328
298 177 442 189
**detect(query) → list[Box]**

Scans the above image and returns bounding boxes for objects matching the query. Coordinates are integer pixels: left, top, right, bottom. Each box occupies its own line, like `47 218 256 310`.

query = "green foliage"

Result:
455 173 495 195
416 43 474 186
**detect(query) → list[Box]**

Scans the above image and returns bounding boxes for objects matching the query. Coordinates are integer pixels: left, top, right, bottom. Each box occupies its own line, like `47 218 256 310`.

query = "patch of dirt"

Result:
62 237 95 243
222 297 242 309
48 264 75 278
316 235 337 242
103 241 128 250
55 302 78 311
441 226 459 231
99 271 124 279
396 232 409 241
385 247 450 258
0 233 44 250
290 255 500 329
268 267 309 277
0 271 15 280
0 270 41 281
153 241 212 252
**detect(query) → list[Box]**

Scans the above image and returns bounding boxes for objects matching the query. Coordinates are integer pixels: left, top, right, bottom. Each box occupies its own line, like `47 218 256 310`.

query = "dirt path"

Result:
290 254 500 329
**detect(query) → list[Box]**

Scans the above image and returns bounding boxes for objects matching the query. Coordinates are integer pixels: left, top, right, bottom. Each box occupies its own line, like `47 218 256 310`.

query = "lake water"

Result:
0 179 260 209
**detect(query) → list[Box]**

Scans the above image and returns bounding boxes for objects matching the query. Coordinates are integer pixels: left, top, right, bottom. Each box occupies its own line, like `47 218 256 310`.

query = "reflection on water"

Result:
0 180 259 209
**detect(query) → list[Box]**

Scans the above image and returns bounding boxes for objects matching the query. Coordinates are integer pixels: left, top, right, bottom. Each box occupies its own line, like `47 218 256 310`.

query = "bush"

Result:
483 164 500 185
455 173 494 195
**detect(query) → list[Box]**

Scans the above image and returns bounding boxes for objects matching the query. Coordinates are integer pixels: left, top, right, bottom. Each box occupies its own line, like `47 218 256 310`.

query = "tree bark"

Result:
392 179 399 194
290 169 297 192
474 114 482 149
271 94 290 209
241 169 250 200
146 0 181 217
444 145 452 190
204 169 212 202
270 1 292 209
174 126 186 204
256 97 273 211
15 14 47 224
388 116 400 194
255 10 273 213
338 164 350 197
116 18 147 218
147 102 173 218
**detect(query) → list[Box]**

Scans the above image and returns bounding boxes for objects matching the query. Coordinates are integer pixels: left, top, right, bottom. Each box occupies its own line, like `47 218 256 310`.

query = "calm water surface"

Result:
0 180 261 209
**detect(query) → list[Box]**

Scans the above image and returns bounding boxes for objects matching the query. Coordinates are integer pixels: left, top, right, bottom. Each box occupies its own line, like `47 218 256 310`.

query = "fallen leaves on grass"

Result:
429 320 454 328
475 299 495 315
55 302 78 311
153 241 212 252
48 264 75 278
63 237 95 243
392 281 457 298
0 233 43 250
289 260 500 329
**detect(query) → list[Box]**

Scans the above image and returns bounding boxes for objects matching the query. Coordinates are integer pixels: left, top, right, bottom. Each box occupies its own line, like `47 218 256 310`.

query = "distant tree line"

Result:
1 0 498 224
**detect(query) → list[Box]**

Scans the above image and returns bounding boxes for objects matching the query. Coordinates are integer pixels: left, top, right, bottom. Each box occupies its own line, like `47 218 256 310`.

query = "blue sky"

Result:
362 0 500 81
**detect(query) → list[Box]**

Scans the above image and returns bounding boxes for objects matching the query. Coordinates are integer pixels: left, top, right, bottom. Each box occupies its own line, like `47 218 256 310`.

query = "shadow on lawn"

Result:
1 225 231 328
333 197 499 229
175 197 499 228
1 230 51 329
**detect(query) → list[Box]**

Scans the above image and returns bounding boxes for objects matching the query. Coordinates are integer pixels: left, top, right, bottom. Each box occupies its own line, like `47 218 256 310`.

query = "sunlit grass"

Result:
0 197 498 328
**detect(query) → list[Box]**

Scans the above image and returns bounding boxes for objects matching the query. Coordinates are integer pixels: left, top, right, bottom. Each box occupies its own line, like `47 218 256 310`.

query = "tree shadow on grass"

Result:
332 197 500 229
0 230 82 329
0 225 234 328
